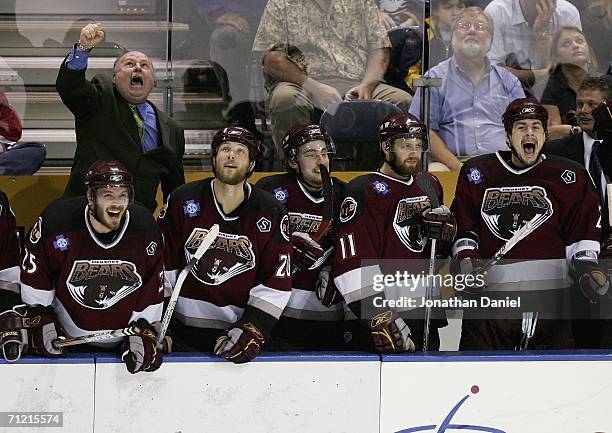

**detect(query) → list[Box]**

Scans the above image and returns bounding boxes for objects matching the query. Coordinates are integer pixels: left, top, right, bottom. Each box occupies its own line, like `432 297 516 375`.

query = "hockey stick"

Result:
312 164 333 242
156 223 220 347
608 184 612 228
53 325 143 349
415 173 439 352
479 221 534 274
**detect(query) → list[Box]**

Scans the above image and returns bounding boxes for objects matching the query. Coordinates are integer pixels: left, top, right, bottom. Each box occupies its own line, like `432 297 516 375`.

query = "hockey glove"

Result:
291 232 325 273
121 318 162 374
0 304 28 362
26 305 63 358
214 320 265 364
593 99 612 140
369 310 415 354
316 265 342 307
450 253 488 296
601 235 612 260
422 206 457 243
571 259 609 303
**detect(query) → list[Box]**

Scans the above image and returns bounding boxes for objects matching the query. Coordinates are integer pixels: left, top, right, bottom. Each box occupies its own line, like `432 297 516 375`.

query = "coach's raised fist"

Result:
79 23 105 50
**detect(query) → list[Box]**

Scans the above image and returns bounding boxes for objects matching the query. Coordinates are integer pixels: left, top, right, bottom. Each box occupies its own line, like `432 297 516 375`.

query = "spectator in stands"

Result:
409 7 525 171
253 0 412 159
0 88 46 175
485 0 582 87
581 0 612 74
427 0 469 67
193 1 267 136
377 0 421 29
56 23 185 213
541 26 599 134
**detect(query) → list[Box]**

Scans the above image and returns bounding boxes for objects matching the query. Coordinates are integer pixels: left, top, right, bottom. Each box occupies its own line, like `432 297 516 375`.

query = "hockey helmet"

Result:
281 123 335 162
379 113 428 151
211 126 261 162
85 160 134 202
502 97 548 133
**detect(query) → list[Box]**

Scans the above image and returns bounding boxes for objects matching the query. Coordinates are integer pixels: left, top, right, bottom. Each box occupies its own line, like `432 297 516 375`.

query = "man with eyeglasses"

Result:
409 7 525 171
332 113 456 353
256 124 350 350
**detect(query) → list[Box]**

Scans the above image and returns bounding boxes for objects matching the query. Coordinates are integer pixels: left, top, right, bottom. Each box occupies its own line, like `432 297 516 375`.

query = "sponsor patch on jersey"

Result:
481 186 553 241
467 167 484 184
146 241 157 255
185 228 256 285
561 170 576 184
183 199 201 218
288 212 324 234
372 180 390 195
29 217 42 244
280 214 290 242
339 197 358 223
394 195 430 252
273 187 289 204
257 217 272 232
53 234 70 252
66 259 143 309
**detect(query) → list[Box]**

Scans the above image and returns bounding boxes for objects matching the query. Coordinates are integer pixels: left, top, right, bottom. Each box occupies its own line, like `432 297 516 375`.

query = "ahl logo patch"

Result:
467 167 484 184
273 187 289 204
339 197 358 223
66 259 143 309
183 199 201 218
372 180 390 195
481 186 553 241
30 217 42 244
53 234 70 252
561 170 576 184
257 217 272 232
185 228 256 285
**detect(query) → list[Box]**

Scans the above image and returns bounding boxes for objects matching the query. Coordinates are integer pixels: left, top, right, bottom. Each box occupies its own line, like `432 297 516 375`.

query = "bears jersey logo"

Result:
288 212 325 235
394 195 430 252
185 228 256 285
66 260 143 310
481 186 553 241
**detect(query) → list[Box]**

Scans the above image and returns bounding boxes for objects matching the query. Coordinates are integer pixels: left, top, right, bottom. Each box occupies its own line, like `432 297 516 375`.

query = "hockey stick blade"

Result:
156 223 220 347
312 164 333 242
52 325 142 349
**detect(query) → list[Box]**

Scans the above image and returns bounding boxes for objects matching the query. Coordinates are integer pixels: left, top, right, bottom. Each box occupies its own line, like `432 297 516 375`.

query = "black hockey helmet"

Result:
281 123 335 162
502 97 549 133
85 160 134 203
211 126 262 162
379 113 428 152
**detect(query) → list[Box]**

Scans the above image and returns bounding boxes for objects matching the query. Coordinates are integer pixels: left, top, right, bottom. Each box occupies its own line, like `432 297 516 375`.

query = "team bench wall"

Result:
0 172 460 230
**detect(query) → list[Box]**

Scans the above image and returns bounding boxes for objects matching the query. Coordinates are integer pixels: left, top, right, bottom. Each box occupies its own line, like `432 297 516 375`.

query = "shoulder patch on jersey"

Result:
481 186 553 241
30 217 42 244
146 241 158 255
273 187 289 204
53 234 70 252
371 180 390 195
561 170 576 184
257 217 272 232
340 197 358 223
280 214 290 241
183 199 201 218
467 167 484 184
67 260 143 309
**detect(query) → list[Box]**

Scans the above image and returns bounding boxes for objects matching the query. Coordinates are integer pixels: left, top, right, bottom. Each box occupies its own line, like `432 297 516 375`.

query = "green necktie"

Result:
129 103 145 142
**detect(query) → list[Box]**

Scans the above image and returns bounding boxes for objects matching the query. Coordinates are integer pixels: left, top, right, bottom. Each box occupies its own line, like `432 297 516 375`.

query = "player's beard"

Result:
92 205 126 232
389 153 421 177
216 164 250 185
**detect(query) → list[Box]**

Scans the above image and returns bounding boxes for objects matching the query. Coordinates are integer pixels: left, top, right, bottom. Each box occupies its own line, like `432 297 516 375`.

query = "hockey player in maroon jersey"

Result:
451 97 609 350
332 113 457 353
256 124 348 350
20 161 164 373
158 126 292 363
0 191 26 362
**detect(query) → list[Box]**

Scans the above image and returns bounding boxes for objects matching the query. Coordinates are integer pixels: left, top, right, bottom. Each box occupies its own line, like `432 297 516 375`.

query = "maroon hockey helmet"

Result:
379 113 428 151
211 126 262 161
281 123 335 162
85 160 134 201
502 97 549 133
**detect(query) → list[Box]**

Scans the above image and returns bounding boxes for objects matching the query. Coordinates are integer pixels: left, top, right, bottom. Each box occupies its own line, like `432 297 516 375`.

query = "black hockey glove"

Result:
571 259 609 303
26 305 63 358
450 251 488 296
291 232 324 273
214 320 265 364
369 310 415 354
0 304 29 362
121 318 163 374
316 265 342 307
422 206 457 243
601 235 612 260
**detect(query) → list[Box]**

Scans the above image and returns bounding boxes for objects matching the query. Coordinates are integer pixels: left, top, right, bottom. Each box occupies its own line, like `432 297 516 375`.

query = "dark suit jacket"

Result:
545 132 611 234
56 58 185 213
